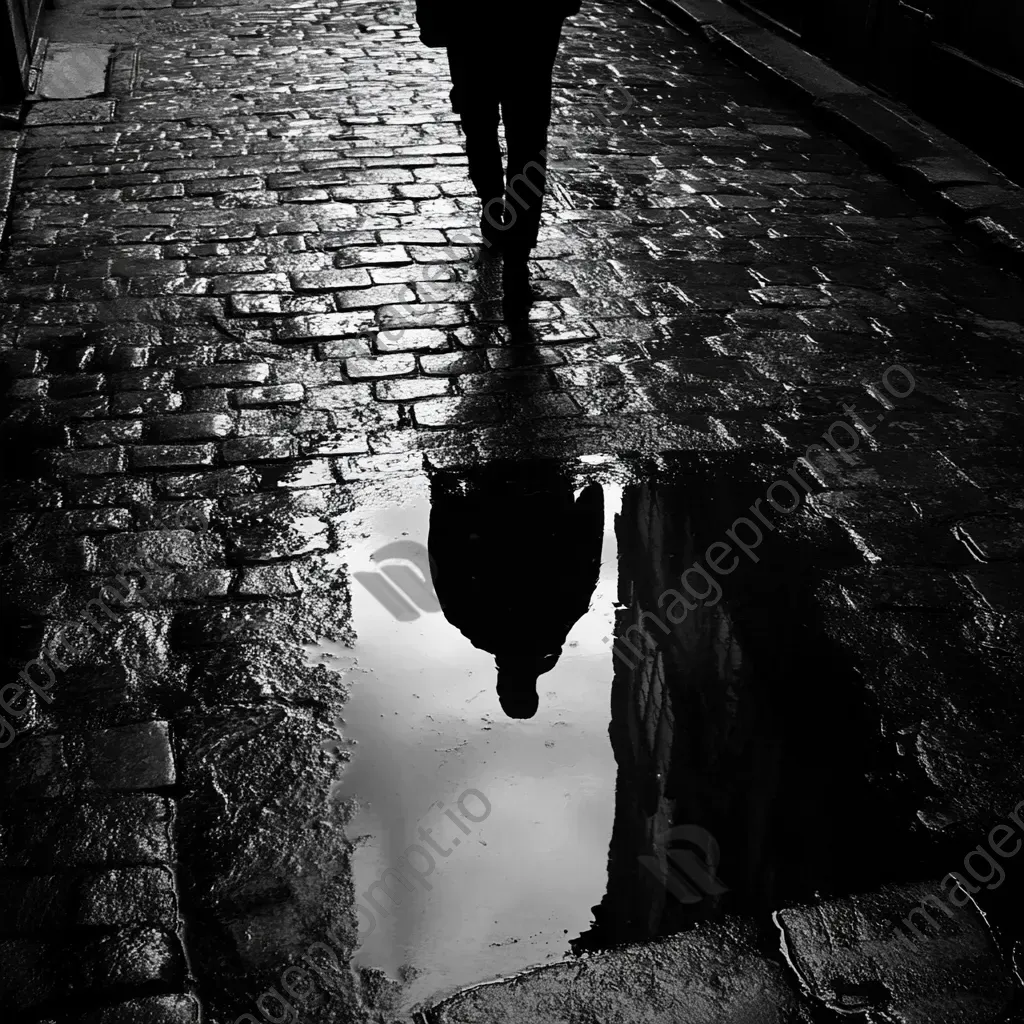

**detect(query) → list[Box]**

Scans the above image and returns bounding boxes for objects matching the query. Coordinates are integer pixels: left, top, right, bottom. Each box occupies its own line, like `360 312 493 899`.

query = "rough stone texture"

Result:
654 0 1024 265
0 721 174 795
73 994 201 1024
76 926 186 993
426 919 812 1023
0 795 173 868
79 867 178 928
777 884 1017 1023
1 0 1024 1022
0 937 61 1010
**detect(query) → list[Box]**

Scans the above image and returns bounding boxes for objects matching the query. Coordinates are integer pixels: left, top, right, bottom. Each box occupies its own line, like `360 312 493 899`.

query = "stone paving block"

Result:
412 396 504 428
96 530 222 574
290 268 373 290
317 338 373 359
60 508 134 533
486 347 565 370
258 459 337 490
0 937 61 1010
69 477 153 507
375 326 449 353
276 311 377 340
222 492 330 562
0 794 173 868
73 420 145 447
303 433 370 457
76 867 177 928
0 722 174 797
371 263 456 285
459 368 555 396
0 874 76 936
377 302 467 330
345 353 415 379
375 377 453 402
8 378 49 402
135 501 216 532
228 293 285 316
379 228 447 244
179 363 270 388
50 374 105 399
129 445 217 470
24 99 117 126
82 721 176 791
182 388 232 413
50 449 125 477
336 244 410 266
230 383 305 407
75 926 185 994
111 391 183 417
777 883 1016 1022
144 570 232 603
236 564 304 597
429 918 810 1024
222 436 300 462
72 994 200 1024
937 184 1016 216
150 412 234 442
208 273 291 295
419 351 484 376
336 283 417 309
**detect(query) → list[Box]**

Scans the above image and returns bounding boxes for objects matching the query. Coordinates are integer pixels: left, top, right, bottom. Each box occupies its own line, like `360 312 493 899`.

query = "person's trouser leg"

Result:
500 20 564 251
447 45 504 206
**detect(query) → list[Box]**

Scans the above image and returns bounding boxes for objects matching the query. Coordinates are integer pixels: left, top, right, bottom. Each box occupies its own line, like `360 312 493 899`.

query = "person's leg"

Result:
500 19 564 253
447 44 504 213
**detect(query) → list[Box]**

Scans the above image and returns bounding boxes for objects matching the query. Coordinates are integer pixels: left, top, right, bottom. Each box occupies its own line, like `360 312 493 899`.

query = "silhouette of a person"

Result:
415 0 582 305
427 463 603 718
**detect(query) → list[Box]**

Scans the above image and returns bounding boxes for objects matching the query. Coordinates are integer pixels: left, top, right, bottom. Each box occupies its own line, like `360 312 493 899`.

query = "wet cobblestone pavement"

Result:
2 1 1024 1022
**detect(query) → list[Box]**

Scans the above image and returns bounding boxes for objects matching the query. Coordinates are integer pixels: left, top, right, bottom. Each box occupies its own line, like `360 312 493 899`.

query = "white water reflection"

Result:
304 473 621 1010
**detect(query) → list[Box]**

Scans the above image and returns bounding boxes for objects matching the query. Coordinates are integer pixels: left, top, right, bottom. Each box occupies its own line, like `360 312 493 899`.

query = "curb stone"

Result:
644 0 1024 273
0 129 21 251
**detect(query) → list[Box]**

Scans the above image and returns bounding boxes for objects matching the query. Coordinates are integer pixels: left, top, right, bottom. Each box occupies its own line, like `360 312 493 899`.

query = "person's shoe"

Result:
480 198 510 250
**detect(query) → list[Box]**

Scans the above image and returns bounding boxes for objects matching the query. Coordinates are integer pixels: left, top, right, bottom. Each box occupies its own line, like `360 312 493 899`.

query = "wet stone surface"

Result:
2 0 1024 1022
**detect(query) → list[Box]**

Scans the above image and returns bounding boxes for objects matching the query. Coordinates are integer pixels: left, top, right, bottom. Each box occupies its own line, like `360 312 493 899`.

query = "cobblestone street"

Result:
2 1 1024 1022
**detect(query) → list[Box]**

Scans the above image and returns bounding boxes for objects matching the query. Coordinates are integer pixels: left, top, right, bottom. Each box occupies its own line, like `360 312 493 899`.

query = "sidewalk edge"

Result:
644 0 1024 273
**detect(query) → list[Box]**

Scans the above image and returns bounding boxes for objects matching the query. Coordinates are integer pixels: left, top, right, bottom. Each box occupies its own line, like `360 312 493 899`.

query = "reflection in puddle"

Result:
305 454 916 1014
305 462 623 1011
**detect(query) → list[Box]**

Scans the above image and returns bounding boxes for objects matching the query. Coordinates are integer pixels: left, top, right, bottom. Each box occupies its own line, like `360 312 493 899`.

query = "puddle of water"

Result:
306 468 623 1010
304 454 928 1013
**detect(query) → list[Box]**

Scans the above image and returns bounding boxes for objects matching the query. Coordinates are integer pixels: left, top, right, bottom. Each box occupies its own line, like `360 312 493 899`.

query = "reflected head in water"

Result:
427 461 604 719
495 651 560 718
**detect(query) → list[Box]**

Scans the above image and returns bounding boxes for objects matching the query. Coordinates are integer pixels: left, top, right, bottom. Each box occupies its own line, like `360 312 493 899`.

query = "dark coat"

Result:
416 0 582 47
427 467 603 674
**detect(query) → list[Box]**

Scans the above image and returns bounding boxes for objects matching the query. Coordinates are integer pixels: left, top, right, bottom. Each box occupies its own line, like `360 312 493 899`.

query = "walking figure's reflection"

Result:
428 463 603 719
